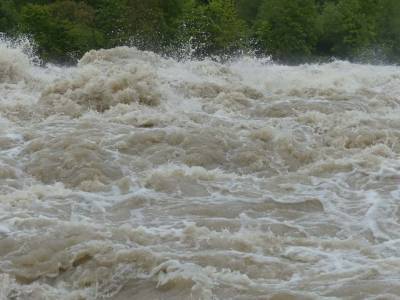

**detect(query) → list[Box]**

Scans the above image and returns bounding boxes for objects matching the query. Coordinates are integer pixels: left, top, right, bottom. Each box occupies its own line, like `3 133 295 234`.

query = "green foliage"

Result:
179 0 248 57
20 4 67 61
210 0 248 50
5 0 400 64
254 0 320 62
0 0 19 34
376 0 400 59
123 0 167 50
318 0 380 58
235 0 262 25
93 0 128 47
20 1 103 62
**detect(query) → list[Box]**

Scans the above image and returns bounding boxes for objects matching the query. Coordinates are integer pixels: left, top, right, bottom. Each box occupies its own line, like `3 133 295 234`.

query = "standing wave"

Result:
0 40 400 300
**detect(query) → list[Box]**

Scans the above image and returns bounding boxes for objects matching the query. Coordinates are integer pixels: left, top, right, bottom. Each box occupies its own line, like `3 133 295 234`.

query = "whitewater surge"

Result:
0 41 400 300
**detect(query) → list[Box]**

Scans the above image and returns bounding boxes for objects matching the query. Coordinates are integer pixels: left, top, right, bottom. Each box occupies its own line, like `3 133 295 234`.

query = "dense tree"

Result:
205 0 248 54
0 0 19 34
376 0 400 60
93 0 128 47
317 0 380 59
178 0 248 57
2 0 400 64
254 0 320 62
235 0 262 25
20 1 103 62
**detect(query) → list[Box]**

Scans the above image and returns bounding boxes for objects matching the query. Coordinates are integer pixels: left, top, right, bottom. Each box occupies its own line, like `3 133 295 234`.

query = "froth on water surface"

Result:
1 40 400 300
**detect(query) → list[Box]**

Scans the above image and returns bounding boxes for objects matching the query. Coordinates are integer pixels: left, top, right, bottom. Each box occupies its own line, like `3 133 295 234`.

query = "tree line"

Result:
1 0 399 64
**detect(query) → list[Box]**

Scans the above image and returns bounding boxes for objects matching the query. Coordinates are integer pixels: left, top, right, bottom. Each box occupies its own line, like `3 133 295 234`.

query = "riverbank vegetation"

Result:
1 0 399 64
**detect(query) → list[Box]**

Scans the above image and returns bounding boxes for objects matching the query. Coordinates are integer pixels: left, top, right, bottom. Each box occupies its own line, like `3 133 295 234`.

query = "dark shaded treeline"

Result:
1 0 400 64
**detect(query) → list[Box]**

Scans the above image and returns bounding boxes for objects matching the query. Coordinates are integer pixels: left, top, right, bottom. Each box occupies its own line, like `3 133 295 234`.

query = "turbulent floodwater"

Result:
0 39 400 300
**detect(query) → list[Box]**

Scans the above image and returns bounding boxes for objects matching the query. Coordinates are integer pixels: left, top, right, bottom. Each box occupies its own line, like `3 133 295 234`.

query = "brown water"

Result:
1 39 400 300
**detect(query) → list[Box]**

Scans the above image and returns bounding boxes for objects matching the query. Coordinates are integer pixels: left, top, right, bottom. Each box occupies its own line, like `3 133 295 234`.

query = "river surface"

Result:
1 39 400 300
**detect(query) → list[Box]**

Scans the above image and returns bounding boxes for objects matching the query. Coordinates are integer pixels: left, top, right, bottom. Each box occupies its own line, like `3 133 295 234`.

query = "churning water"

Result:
0 39 400 300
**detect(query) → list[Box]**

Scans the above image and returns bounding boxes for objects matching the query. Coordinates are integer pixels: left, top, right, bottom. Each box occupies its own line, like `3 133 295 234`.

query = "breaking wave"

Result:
1 39 400 299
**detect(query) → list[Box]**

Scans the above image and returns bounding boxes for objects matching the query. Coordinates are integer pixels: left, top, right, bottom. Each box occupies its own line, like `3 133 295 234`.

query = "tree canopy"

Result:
1 0 399 64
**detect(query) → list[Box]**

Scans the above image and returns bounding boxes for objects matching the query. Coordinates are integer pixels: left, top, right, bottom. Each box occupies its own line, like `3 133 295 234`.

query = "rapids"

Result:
0 39 400 300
